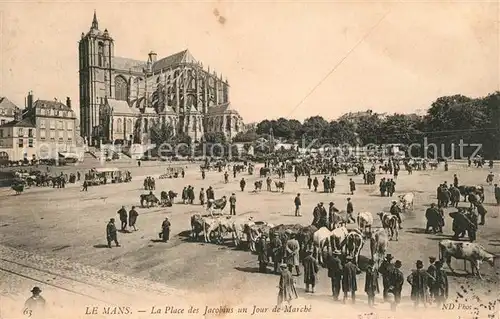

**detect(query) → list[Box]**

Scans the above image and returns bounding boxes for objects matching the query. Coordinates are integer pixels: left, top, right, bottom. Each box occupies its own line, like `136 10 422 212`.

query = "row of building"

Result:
0 94 80 162
1 11 246 162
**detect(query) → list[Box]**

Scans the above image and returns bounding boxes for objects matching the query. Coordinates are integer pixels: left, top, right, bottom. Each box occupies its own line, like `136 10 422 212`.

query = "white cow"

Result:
312 226 348 265
345 230 364 265
370 228 389 268
399 192 414 210
313 227 332 265
357 212 373 236
377 212 399 241
438 240 497 279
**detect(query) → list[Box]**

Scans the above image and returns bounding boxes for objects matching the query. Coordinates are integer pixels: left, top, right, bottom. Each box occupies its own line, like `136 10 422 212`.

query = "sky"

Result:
0 0 498 123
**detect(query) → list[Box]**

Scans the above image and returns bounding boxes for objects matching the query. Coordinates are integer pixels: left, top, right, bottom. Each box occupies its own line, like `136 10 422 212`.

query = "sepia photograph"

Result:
0 1 499 318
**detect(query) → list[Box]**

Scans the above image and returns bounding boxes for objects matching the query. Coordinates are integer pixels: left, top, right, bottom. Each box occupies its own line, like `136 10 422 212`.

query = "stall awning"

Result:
59 152 80 159
93 167 120 173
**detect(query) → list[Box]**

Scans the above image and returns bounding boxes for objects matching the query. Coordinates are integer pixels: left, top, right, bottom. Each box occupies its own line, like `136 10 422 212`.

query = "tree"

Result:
379 114 423 145
232 129 258 143
256 120 273 135
353 113 383 145
301 116 329 146
150 122 174 146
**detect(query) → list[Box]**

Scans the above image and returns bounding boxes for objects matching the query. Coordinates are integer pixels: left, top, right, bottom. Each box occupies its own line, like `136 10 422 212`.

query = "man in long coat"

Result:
317 202 328 228
495 184 500 205
342 256 360 304
327 250 343 300
379 254 395 301
271 233 284 274
302 250 319 293
407 260 434 308
285 234 301 276
161 217 171 243
349 179 356 195
425 204 440 234
277 264 298 308
106 218 120 248
257 235 269 273
328 202 340 230
364 259 380 307
476 202 487 225
311 203 322 227
432 261 449 307
128 206 138 231
389 260 404 311
346 198 355 224
117 206 128 231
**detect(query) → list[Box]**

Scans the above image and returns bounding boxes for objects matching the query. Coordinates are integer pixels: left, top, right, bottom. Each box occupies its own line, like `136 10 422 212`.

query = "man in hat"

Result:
240 177 246 191
346 198 355 224
311 203 322 227
432 260 449 307
160 217 171 243
229 193 237 215
342 255 360 304
364 259 380 307
349 178 356 195
328 202 340 230
257 234 269 273
294 193 302 217
326 250 343 301
379 254 395 301
271 233 284 274
407 260 434 308
128 206 139 231
285 233 301 276
302 250 319 293
425 204 440 234
24 286 46 317
390 200 403 229
117 206 128 231
277 264 298 308
495 184 500 205
317 202 328 228
389 260 404 311
106 218 120 248
379 177 387 196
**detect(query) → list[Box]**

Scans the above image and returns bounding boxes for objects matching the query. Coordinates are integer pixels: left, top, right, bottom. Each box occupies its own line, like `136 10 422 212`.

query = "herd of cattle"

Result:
187 190 496 280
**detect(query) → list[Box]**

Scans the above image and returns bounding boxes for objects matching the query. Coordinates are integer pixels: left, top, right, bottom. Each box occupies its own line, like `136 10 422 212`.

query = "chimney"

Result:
66 97 71 108
27 91 33 109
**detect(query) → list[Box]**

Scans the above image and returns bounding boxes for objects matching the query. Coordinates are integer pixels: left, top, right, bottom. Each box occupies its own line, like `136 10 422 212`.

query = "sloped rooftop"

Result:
152 49 197 72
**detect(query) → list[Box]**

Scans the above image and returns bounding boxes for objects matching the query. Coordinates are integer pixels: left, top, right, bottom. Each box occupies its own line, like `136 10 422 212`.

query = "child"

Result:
365 259 380 307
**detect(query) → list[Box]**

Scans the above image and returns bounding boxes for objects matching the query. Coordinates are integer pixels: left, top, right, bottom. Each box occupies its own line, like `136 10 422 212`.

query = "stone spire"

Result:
91 10 98 30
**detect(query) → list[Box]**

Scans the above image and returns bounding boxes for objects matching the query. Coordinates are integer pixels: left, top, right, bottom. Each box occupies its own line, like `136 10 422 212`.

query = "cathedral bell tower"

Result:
78 10 114 145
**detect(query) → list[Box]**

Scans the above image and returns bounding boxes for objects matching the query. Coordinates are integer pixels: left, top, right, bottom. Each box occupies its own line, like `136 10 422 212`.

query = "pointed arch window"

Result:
98 42 104 67
115 76 128 101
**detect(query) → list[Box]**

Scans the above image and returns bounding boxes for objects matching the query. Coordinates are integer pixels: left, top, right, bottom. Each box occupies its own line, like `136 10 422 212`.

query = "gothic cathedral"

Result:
78 11 244 146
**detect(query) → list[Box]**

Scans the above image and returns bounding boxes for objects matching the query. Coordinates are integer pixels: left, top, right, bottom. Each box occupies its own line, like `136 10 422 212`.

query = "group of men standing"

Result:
273 245 449 310
379 178 396 197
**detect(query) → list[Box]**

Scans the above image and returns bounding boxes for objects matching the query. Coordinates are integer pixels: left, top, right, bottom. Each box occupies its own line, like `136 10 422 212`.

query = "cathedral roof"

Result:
106 99 138 115
113 57 147 72
207 103 240 116
152 49 197 72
